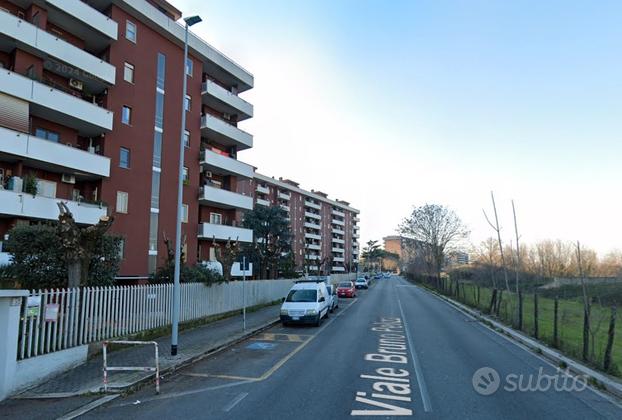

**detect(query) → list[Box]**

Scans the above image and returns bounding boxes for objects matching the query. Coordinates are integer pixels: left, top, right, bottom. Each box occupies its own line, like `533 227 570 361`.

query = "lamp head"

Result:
184 15 202 27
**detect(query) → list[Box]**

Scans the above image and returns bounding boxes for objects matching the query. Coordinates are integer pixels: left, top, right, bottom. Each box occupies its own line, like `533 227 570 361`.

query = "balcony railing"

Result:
200 114 252 150
201 80 253 120
198 222 253 243
199 184 253 210
199 148 254 179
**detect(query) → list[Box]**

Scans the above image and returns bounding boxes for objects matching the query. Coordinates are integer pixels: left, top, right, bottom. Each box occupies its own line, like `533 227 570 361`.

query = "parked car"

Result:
280 280 330 326
326 284 339 312
355 277 369 289
373 273 382 280
337 281 356 298
383 272 392 278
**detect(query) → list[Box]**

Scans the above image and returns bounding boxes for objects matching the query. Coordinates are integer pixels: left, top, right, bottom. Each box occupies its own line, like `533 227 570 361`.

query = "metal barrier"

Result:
102 340 160 394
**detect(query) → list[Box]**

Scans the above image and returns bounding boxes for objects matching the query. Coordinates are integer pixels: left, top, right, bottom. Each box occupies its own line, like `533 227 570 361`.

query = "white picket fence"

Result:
17 280 294 360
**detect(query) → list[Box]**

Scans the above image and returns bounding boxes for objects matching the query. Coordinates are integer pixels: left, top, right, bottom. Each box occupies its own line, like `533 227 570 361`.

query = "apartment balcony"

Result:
332 227 345 235
256 184 270 194
304 232 321 240
332 247 345 253
352 231 360 238
0 69 113 136
0 252 10 266
256 198 270 207
279 204 290 212
46 0 118 41
333 256 345 263
332 209 345 218
332 219 345 226
200 114 252 151
305 254 321 261
201 80 253 121
200 148 253 179
304 211 321 220
331 266 346 272
0 10 116 87
354 215 360 222
304 221 321 230
308 265 319 271
306 243 321 251
198 222 253 243
278 191 291 200
332 237 345 244
0 126 110 178
0 188 107 224
199 185 253 211
304 200 321 210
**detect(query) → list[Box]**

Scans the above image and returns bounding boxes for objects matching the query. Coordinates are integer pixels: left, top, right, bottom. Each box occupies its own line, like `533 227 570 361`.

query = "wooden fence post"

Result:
518 291 523 331
495 290 503 317
488 289 497 314
582 304 590 362
603 306 617 372
553 297 559 348
477 286 480 307
533 293 539 339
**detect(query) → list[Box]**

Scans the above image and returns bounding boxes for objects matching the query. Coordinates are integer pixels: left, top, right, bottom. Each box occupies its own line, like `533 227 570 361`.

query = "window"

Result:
118 238 125 259
152 131 163 168
184 130 190 148
35 128 59 143
182 204 189 223
185 58 193 76
156 53 166 90
121 106 132 125
210 213 222 225
123 62 134 83
37 180 56 198
119 147 130 169
183 166 189 184
126 20 137 42
155 92 164 128
116 191 129 213
150 172 160 209
184 95 191 111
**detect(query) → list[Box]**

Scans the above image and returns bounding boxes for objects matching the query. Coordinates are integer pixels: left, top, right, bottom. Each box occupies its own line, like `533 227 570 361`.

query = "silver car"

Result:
325 284 339 312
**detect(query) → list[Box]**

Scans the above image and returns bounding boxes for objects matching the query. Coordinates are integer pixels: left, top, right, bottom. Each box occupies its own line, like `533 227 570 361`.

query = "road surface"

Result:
85 276 622 419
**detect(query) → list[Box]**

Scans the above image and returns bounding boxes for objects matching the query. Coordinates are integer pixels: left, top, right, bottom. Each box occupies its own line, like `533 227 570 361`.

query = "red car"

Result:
337 281 356 298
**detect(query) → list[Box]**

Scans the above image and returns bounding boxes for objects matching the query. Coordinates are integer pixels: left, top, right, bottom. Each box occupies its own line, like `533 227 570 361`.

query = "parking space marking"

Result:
182 298 360 384
222 392 249 412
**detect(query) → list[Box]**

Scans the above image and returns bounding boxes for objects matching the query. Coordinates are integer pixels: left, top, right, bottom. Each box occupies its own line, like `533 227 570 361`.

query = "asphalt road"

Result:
85 276 622 419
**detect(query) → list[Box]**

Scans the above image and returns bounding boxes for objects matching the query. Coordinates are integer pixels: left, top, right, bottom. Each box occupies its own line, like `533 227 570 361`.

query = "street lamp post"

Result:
171 14 202 357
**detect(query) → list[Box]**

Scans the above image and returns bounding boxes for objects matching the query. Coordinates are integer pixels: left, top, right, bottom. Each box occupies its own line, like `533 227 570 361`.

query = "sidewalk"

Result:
0 304 280 418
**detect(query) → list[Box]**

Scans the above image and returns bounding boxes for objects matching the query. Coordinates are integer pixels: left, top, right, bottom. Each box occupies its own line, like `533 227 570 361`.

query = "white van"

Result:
280 280 330 327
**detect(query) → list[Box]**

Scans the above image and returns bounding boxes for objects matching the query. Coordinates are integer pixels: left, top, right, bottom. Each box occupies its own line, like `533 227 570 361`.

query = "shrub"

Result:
150 263 225 286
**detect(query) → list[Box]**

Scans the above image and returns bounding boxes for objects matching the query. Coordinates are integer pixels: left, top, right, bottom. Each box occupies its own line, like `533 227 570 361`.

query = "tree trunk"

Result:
67 260 81 288
582 304 590 362
553 297 559 348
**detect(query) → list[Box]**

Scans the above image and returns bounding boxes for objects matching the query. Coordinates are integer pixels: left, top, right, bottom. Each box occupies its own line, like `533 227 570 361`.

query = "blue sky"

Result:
174 0 622 254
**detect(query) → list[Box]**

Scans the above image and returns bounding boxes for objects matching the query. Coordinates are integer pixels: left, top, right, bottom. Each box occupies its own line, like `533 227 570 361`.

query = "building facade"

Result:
0 0 254 279
239 174 360 274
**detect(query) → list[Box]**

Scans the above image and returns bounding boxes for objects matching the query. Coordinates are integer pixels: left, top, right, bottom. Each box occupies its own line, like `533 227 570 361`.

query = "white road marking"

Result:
223 392 249 412
396 284 433 412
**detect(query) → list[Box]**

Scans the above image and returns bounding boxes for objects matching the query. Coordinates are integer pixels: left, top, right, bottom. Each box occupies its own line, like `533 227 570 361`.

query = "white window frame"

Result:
126 20 137 43
184 130 190 148
121 105 132 125
182 204 189 223
116 191 129 214
37 180 57 198
210 212 222 225
123 62 134 83
184 95 191 111
185 58 193 77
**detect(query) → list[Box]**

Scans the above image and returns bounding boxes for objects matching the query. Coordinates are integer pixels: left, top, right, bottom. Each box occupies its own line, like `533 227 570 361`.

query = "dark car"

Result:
337 281 356 298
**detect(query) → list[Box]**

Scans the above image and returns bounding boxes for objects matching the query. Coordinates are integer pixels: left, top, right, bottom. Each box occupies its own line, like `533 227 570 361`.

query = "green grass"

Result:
447 282 621 377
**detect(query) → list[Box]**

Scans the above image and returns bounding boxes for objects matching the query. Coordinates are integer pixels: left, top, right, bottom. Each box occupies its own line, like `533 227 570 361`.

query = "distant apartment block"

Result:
239 174 360 274
0 0 254 279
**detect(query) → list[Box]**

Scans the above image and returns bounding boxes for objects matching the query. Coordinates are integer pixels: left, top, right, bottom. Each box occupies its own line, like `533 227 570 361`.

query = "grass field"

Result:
445 280 621 377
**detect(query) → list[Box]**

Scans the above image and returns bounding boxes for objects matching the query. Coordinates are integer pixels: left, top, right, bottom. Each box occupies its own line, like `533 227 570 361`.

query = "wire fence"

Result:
413 275 620 378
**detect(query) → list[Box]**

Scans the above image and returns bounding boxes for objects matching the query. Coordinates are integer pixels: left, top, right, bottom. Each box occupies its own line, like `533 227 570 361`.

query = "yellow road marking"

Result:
184 299 359 384
251 333 308 343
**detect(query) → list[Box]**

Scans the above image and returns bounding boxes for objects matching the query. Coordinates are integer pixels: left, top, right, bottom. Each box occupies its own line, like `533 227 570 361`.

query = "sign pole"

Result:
242 256 246 331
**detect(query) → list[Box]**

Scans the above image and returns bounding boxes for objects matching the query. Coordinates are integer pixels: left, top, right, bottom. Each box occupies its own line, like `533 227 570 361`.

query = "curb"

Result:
419 284 622 400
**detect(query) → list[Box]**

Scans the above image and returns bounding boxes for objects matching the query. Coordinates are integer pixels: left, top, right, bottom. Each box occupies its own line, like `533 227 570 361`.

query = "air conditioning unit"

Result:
61 174 76 184
223 113 231 120
205 171 212 178
69 79 83 91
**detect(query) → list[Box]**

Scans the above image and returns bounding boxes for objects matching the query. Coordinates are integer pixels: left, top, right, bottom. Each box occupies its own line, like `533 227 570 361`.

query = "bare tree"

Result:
57 203 114 288
483 191 510 292
512 200 521 294
398 204 468 286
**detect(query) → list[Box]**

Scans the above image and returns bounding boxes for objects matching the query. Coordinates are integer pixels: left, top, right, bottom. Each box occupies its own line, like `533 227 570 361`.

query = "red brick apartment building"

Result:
0 0 255 279
239 174 361 274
